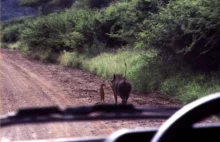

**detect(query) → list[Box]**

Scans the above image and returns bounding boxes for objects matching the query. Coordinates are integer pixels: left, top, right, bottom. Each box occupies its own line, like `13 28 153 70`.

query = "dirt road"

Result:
1 49 180 141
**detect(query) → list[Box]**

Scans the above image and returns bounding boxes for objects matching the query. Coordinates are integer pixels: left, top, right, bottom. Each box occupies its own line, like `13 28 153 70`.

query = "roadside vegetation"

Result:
1 0 220 103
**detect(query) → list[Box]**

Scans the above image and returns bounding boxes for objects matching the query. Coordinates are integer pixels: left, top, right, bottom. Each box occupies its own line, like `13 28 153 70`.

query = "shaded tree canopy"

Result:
19 0 75 14
74 0 115 9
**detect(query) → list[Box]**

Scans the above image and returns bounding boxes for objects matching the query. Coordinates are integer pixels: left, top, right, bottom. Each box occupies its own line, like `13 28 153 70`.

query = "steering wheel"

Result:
151 92 220 142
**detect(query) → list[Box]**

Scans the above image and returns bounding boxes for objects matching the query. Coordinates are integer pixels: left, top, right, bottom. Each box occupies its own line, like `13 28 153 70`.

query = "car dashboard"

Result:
9 124 220 142
1 93 220 142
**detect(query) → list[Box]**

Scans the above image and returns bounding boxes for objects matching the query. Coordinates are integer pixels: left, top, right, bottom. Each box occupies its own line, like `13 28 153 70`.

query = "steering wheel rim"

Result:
151 92 220 142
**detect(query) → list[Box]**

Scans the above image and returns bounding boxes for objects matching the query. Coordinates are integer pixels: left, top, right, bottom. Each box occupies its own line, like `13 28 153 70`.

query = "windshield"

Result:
1 0 219 141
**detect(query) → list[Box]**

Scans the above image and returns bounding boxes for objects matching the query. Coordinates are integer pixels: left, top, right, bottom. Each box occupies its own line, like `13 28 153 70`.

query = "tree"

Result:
74 0 114 9
138 0 220 72
19 0 75 15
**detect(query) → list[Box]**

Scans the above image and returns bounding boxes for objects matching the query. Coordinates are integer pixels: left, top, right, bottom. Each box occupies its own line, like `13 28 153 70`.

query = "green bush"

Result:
1 16 35 44
21 12 74 52
27 49 58 63
128 60 163 92
59 51 86 68
2 25 20 43
73 0 115 9
161 74 220 103
20 9 102 55
137 0 220 72
1 43 9 49
7 42 22 50
102 0 158 45
17 0 161 59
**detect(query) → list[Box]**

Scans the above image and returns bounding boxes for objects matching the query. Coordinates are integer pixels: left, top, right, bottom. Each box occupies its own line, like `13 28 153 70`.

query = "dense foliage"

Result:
73 0 115 9
137 0 220 72
19 0 75 15
1 16 34 43
20 9 102 54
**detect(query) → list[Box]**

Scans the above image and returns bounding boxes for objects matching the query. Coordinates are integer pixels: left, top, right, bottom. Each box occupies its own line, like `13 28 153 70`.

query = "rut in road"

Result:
1 49 180 140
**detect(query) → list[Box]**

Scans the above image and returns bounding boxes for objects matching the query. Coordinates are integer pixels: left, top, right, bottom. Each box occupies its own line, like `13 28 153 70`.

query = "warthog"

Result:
111 74 132 104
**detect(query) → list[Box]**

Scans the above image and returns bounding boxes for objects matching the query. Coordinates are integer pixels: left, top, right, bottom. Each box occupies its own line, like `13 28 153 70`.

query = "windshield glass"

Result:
1 0 219 141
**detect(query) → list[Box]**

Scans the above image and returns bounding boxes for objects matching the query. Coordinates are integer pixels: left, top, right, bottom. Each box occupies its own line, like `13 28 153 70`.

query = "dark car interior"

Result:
1 93 220 142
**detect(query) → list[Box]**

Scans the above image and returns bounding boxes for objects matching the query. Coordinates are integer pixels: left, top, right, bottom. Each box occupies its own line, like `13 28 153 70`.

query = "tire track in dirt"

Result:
1 50 114 140
1 49 181 141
